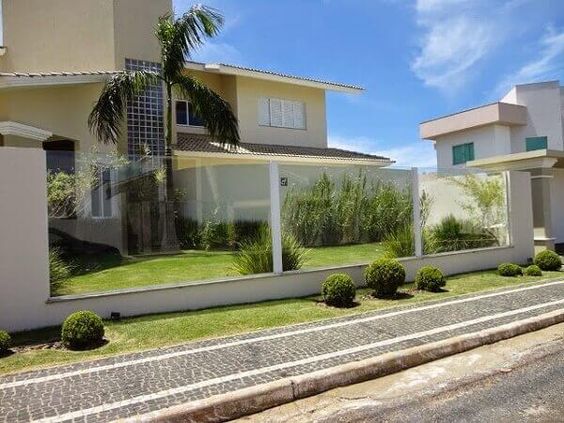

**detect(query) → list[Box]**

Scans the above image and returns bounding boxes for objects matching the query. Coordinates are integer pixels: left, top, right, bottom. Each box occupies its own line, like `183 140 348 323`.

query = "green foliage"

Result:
61 311 105 350
0 330 11 354
49 248 72 289
364 258 406 297
497 263 523 277
523 265 542 277
232 226 308 275
382 224 415 258
175 216 202 249
425 215 497 254
450 174 506 244
200 219 232 251
282 171 413 247
321 273 356 307
178 217 267 251
415 266 446 292
533 250 562 271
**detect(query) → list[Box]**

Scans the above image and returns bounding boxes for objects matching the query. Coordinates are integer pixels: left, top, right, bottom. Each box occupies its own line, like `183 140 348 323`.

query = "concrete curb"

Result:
128 309 564 423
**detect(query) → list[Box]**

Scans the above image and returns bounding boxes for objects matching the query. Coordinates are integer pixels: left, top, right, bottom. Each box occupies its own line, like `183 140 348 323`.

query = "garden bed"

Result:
4 269 562 375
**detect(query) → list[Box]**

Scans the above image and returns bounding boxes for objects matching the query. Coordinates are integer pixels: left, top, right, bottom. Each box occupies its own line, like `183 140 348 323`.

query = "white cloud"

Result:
496 28 564 94
191 42 244 64
328 134 437 168
412 0 499 93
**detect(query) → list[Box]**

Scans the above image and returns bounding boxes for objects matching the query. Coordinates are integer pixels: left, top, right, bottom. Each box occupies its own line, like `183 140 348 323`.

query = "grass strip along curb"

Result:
126 308 564 423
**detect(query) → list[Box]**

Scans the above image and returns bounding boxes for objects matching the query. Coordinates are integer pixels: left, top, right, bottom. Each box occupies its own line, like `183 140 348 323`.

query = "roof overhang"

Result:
0 72 116 90
173 149 393 167
0 121 52 141
184 61 364 94
466 149 564 171
420 102 528 140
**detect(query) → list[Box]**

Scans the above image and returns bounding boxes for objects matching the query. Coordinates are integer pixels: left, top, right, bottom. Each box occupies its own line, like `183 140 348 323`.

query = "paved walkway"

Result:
1 280 564 423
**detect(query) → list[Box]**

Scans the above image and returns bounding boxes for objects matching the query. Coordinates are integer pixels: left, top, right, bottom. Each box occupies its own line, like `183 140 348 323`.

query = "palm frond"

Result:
88 71 159 144
157 5 223 81
174 74 239 146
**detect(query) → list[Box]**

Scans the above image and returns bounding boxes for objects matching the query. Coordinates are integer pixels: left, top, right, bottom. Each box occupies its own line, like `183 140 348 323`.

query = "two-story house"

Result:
0 0 391 254
420 80 564 251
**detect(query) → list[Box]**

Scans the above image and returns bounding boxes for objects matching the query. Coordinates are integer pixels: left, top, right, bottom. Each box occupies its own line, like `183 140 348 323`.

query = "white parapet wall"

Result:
0 148 535 332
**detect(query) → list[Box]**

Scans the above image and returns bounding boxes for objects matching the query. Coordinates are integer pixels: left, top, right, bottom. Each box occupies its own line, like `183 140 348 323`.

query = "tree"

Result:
88 4 240 250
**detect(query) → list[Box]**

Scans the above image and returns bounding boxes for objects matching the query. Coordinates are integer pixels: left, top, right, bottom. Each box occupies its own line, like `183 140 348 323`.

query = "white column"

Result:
411 167 423 258
269 161 283 274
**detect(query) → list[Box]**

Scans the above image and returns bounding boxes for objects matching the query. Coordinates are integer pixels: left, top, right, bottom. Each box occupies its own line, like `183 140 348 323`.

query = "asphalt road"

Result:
240 322 564 423
374 342 564 423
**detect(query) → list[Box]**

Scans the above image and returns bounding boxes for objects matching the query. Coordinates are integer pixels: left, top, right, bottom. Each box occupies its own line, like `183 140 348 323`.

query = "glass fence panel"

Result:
418 168 509 255
278 163 414 270
46 151 271 296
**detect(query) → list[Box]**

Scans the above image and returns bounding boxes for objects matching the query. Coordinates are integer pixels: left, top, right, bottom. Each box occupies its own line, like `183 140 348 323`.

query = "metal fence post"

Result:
269 161 284 274
411 167 423 258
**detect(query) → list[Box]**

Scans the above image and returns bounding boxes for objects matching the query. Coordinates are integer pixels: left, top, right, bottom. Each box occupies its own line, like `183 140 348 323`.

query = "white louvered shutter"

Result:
258 97 270 126
281 100 294 128
269 98 283 127
292 101 306 129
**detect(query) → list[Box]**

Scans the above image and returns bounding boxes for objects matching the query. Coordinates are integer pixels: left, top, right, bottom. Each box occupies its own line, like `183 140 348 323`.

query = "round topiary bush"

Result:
415 266 446 292
0 330 11 354
523 264 543 277
365 258 406 297
498 263 523 277
61 311 105 350
533 250 562 271
322 273 356 307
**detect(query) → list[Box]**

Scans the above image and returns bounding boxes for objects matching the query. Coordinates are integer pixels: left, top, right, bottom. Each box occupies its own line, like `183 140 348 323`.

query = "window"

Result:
91 169 113 218
175 100 205 127
525 136 547 151
125 59 164 156
452 143 475 165
258 97 306 129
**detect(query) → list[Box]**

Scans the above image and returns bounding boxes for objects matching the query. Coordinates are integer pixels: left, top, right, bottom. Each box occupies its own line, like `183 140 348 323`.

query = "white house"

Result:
420 80 564 251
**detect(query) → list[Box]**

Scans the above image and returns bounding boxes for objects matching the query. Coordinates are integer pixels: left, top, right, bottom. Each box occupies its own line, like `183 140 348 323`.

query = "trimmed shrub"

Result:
61 311 105 349
524 265 543 277
365 258 406 297
533 250 562 271
498 263 523 277
0 330 11 354
415 266 446 292
322 273 356 307
232 226 308 275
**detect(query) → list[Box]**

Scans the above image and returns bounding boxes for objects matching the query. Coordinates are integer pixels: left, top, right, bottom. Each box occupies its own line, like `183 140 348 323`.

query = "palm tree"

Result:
88 4 240 250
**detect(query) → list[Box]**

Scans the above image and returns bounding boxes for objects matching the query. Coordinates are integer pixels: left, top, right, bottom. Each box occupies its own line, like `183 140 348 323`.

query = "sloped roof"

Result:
184 61 364 93
175 133 390 163
0 70 120 88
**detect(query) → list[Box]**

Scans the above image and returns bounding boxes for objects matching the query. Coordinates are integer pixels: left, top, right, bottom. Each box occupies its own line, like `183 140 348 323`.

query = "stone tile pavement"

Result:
1 280 563 422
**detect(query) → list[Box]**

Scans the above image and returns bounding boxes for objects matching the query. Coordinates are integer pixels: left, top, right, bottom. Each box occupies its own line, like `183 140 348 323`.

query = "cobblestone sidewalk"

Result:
1 280 563 422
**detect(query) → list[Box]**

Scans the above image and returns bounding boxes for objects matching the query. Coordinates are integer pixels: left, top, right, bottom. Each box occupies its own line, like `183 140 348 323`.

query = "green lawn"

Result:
5 269 562 376
54 243 385 296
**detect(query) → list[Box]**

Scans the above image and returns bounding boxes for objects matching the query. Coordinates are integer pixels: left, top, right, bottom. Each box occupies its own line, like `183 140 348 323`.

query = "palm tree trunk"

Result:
160 82 180 251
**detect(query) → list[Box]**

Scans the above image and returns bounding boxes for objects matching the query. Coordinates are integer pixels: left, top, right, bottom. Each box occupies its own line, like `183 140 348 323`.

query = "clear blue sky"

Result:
174 0 564 167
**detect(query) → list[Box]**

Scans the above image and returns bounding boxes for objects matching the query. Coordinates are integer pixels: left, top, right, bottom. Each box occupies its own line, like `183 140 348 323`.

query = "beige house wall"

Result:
0 0 171 73
112 0 170 67
175 73 328 148
0 83 121 152
236 76 327 147
0 0 116 72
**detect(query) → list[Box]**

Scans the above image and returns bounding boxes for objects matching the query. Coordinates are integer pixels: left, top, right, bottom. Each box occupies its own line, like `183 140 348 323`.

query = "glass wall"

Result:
46 151 270 296
45 152 512 296
278 163 414 269
418 168 509 255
